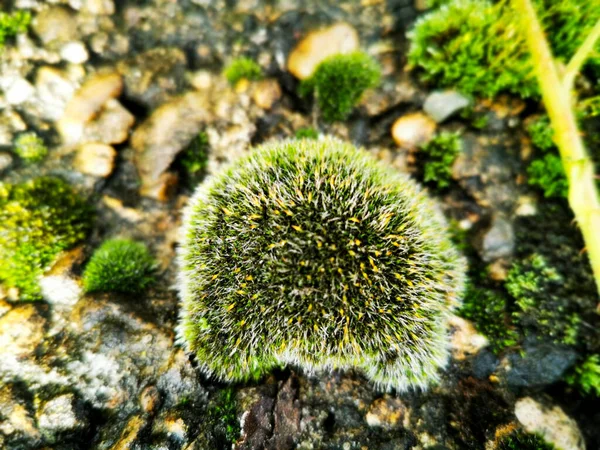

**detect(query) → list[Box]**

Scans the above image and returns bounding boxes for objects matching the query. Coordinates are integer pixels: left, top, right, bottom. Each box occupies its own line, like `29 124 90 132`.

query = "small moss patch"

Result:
299 52 381 122
83 239 156 294
224 57 263 86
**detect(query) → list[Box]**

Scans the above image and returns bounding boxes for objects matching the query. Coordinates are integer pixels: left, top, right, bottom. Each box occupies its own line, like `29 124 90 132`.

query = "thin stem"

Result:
513 0 600 297
563 18 600 92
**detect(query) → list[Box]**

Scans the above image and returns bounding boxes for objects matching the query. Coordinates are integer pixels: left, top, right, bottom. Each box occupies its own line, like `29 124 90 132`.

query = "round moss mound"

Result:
0 177 93 300
177 138 465 390
83 239 156 294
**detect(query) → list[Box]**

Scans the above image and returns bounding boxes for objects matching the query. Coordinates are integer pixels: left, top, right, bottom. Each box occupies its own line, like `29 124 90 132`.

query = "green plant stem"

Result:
513 0 600 297
563 19 600 92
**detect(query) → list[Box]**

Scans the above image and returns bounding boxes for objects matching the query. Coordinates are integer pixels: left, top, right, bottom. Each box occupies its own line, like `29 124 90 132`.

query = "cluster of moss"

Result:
494 428 555 450
0 10 30 48
82 239 156 294
299 52 381 122
419 131 462 189
177 138 466 390
565 354 600 396
224 57 263 86
506 203 598 348
459 282 518 353
408 0 536 99
206 388 240 446
0 177 93 300
408 0 600 99
180 131 209 186
525 117 568 198
13 132 48 164
505 253 580 345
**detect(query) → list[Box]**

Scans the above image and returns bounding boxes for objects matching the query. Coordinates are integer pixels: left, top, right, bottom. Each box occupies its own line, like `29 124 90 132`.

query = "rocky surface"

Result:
0 0 598 449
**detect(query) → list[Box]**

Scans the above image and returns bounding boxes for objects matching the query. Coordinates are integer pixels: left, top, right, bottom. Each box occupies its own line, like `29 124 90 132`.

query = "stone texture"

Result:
287 23 359 80
449 315 489 361
57 72 124 144
252 79 282 110
74 143 117 177
37 394 88 443
365 395 409 429
117 47 188 108
391 112 437 150
0 304 46 358
423 90 470 123
480 216 515 262
131 91 211 198
515 397 585 450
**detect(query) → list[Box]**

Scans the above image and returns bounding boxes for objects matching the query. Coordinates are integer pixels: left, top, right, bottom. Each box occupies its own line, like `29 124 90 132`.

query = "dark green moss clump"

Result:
525 117 568 198
419 131 462 189
177 138 465 390
300 52 381 122
223 57 263 86
0 177 93 300
180 131 209 186
207 389 240 446
0 10 30 48
460 282 518 353
13 132 48 164
83 239 156 294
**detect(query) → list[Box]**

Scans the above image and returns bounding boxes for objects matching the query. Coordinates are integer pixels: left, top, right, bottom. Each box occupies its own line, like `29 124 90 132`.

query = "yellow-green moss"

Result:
0 177 93 300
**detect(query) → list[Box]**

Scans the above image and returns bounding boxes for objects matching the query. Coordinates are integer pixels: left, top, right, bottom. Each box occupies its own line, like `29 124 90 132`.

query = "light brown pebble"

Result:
287 23 359 80
365 395 409 429
391 112 437 150
252 79 282 110
74 143 116 177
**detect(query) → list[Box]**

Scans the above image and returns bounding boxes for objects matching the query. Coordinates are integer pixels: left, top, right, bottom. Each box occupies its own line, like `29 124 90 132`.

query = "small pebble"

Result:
287 23 359 80
391 112 437 150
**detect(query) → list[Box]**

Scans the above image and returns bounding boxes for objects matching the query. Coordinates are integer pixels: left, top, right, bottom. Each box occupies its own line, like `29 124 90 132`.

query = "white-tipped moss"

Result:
177 137 465 390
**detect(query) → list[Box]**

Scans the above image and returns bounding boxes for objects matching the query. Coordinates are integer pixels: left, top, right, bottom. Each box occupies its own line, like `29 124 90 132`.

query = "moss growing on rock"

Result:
0 177 93 300
224 57 263 86
459 283 518 353
13 132 48 164
408 0 536 99
299 52 381 122
408 0 600 99
525 117 568 198
508 203 599 348
565 354 600 397
83 239 156 294
177 138 465 390
0 10 30 48
419 131 462 189
494 427 555 450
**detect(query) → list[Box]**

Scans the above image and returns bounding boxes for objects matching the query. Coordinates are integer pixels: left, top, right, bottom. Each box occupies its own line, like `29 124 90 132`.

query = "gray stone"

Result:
423 90 470 123
480 216 515 262
32 6 79 46
504 344 577 387
38 394 87 443
0 152 14 172
117 47 188 109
